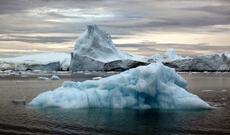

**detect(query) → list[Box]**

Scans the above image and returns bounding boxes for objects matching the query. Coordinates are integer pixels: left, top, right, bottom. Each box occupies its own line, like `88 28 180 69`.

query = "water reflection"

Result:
0 73 230 134
35 108 211 134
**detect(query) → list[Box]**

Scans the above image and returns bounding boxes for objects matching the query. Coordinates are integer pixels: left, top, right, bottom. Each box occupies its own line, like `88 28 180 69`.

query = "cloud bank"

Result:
0 0 229 56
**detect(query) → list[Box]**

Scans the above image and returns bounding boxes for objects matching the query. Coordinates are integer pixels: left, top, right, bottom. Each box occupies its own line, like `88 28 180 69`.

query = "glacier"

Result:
29 63 211 110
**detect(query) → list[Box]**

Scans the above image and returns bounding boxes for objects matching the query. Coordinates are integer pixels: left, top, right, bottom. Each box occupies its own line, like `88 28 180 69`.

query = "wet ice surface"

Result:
0 72 230 135
30 64 211 109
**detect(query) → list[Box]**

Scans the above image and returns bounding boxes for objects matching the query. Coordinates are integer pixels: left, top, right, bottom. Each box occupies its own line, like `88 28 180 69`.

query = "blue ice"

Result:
29 63 211 110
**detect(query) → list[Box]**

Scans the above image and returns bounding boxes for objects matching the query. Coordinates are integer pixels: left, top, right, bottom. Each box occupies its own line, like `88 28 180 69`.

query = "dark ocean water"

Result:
0 72 230 135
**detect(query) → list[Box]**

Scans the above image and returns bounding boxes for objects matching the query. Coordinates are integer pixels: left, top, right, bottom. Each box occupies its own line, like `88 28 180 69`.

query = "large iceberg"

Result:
166 52 230 71
73 25 128 62
0 52 70 71
70 25 148 71
30 63 211 110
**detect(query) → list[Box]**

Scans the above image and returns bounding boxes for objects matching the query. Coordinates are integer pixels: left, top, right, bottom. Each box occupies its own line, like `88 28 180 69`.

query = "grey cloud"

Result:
0 0 230 56
1 0 230 33
117 42 230 56
0 0 108 14
0 35 76 43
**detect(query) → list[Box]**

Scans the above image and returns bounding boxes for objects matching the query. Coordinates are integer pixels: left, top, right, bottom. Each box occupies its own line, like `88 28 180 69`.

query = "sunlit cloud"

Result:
0 0 229 57
113 31 230 45
27 7 117 23
0 49 44 53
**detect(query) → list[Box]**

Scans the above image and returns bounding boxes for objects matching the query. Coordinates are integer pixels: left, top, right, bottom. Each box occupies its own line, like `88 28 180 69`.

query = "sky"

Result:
0 0 230 57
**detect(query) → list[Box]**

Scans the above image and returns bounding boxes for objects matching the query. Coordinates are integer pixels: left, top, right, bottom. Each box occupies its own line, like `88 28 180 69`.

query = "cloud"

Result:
117 42 230 56
1 0 230 33
0 0 229 56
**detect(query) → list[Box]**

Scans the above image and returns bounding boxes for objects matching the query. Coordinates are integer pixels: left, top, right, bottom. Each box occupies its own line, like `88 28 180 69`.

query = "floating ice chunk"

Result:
38 77 49 80
221 89 227 92
51 75 60 80
30 63 211 110
92 77 102 80
202 90 213 92
12 96 26 105
84 71 92 75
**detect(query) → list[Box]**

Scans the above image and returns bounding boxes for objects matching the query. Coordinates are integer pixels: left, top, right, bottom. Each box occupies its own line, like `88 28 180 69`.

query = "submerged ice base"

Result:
29 63 211 110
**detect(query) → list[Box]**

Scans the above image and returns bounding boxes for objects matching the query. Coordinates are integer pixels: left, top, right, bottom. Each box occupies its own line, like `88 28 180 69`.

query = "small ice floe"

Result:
215 72 220 75
187 71 199 75
51 75 60 80
106 71 116 74
84 71 91 75
12 96 26 105
76 71 84 73
9 72 18 75
221 89 227 92
33 70 42 73
21 75 28 78
16 80 24 83
92 76 102 80
211 102 226 108
38 77 49 80
4 70 12 73
202 90 213 92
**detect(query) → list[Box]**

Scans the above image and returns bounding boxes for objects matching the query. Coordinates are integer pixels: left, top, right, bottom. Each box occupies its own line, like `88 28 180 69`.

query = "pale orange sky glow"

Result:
0 0 230 57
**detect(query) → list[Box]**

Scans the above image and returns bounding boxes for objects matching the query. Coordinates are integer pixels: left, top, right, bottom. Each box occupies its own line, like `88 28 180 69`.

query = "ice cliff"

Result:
0 53 70 71
70 25 148 71
30 63 211 110
166 52 230 71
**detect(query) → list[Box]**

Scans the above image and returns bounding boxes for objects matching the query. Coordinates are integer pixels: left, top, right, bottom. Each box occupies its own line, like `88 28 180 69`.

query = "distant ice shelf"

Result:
29 63 211 110
148 48 191 63
166 52 230 71
0 52 70 71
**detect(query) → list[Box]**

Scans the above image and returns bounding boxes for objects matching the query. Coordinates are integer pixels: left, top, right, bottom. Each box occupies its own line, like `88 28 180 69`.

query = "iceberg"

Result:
73 25 128 62
148 48 191 63
0 52 70 71
70 25 148 71
38 77 49 80
30 63 211 110
166 52 230 71
51 75 61 80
